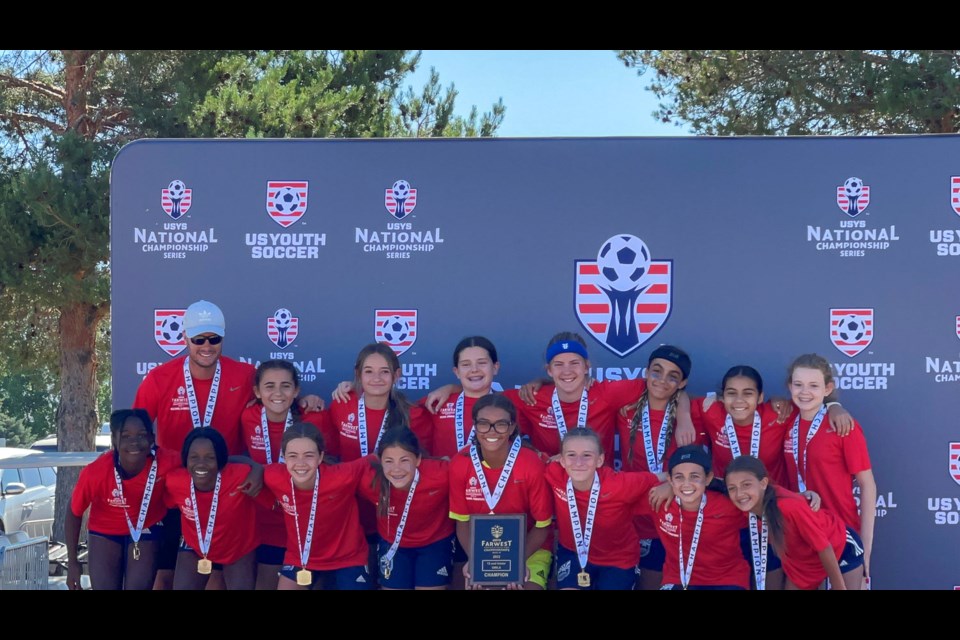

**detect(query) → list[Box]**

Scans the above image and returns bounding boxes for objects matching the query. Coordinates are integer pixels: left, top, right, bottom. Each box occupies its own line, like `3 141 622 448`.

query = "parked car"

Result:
0 448 57 537
30 433 112 453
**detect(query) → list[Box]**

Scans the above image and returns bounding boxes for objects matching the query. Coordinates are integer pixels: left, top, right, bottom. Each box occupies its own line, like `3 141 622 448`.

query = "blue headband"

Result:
546 340 589 363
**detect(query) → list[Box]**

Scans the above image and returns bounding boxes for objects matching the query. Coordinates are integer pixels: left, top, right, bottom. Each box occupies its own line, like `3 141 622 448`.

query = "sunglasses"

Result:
189 335 223 345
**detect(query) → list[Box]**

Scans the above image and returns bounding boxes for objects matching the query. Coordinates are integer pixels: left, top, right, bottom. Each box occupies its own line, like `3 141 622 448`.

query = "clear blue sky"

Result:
408 50 690 138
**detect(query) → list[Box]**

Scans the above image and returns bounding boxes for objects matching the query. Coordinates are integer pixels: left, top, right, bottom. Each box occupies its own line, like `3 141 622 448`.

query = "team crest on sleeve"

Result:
836 177 869 217
374 310 417 355
154 309 187 356
384 180 417 220
267 308 299 349
161 180 192 219
950 443 960 486
574 234 673 357
266 181 308 228
829 308 873 357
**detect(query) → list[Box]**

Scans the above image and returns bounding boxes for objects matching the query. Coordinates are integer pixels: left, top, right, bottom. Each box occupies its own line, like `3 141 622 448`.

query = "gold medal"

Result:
132 542 141 561
577 571 591 588
296 569 312 586
197 557 213 575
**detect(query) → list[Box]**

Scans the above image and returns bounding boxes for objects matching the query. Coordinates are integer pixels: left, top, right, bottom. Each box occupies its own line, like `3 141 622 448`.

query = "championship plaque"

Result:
468 513 526 586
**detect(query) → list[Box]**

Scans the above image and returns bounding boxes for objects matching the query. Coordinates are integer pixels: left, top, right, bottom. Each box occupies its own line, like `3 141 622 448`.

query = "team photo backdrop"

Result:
111 136 960 589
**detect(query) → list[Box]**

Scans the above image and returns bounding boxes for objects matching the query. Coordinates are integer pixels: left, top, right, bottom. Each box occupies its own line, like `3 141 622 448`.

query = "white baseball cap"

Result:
183 300 226 338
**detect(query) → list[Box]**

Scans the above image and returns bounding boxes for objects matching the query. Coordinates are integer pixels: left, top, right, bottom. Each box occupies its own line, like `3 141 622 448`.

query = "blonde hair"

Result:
786 353 836 387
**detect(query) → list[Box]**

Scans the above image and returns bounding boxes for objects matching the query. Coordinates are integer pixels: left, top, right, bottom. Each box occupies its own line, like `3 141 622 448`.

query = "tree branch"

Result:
0 73 65 102
0 111 65 133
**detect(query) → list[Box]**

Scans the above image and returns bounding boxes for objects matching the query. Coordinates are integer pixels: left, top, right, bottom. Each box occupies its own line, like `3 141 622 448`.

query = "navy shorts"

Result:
739 527 783 577
637 537 666 571
452 534 468 563
377 534 454 589
660 583 746 590
157 508 181 571
280 564 373 590
555 545 635 590
255 544 286 565
838 527 865 574
88 524 163 546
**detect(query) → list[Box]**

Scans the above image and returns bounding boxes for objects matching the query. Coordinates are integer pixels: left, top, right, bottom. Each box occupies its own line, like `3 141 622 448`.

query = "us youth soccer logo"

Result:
929 178 960 256
266 181 308 228
384 180 417 220
836 177 869 217
829 308 873 357
375 310 417 356
154 309 187 356
574 234 672 358
161 180 192 219
951 443 960 487
267 308 299 350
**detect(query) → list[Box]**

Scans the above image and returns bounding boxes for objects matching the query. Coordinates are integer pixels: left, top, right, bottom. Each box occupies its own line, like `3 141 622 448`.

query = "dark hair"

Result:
468 394 520 457
721 365 764 395
353 343 413 432
453 336 499 367
725 455 785 552
255 360 302 416
561 427 603 456
112 408 154 443
373 427 423 517
181 427 228 470
544 331 589 361
281 421 325 456
648 345 692 380
625 361 682 467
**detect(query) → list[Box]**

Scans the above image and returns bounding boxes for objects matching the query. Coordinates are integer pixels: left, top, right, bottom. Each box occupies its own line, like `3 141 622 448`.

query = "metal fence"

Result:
0 533 49 590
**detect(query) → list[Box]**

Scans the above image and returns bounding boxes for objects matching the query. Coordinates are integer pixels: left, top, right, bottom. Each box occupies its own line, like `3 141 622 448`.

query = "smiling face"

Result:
645 357 687 403
789 366 834 418
187 438 219 491
474 405 517 458
380 444 421 491
547 353 589 397
670 462 712 510
726 470 768 516
454 346 499 397
560 435 604 488
359 352 400 400
722 375 763 425
283 436 323 489
255 367 299 421
187 332 222 372
115 417 153 470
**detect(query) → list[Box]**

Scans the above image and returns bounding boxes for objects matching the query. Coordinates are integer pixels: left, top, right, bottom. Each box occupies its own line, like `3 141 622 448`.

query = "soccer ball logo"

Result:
267 308 298 349
273 187 301 214
161 315 183 343
843 177 863 199
168 180 186 201
380 316 410 343
837 177 869 217
837 314 866 342
598 235 650 292
392 180 411 201
274 308 292 330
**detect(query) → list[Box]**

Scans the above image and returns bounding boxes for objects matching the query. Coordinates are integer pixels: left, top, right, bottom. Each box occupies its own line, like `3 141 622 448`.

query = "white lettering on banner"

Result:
591 367 645 381
832 361 895 391
806 225 899 257
396 363 437 391
929 497 960 525
854 486 897 518
355 227 444 258
134 227 218 257
929 229 960 256
246 232 326 259
925 357 960 383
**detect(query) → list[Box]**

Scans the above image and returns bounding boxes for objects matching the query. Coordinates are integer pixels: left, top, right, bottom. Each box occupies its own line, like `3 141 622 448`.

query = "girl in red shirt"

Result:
726 454 865 590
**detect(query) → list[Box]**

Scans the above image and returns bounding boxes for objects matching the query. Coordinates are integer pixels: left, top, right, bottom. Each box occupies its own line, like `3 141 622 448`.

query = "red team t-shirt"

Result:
262 457 371 571
71 448 180 535
163 463 259 564
357 457 454 548
449 444 554 551
772 485 847 590
783 417 872 532
134 355 255 456
327 392 432 461
701 401 795 486
240 404 336 548
545 463 661 569
643 491 750 589
510 379 645 461
427 394 485 458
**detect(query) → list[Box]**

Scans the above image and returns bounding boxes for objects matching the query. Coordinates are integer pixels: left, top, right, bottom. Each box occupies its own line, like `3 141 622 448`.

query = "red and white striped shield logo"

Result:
161 180 192 219
266 181 308 228
267 308 299 350
375 309 417 356
574 235 672 358
154 309 187 357
951 177 960 216
955 316 960 341
836 182 869 217
384 180 417 220
950 442 960 486
829 308 873 357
